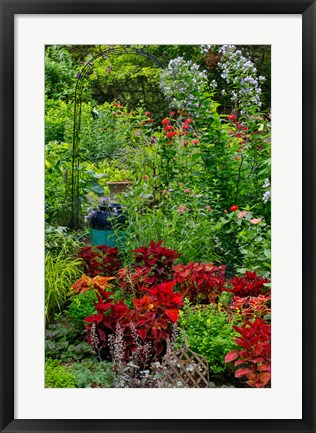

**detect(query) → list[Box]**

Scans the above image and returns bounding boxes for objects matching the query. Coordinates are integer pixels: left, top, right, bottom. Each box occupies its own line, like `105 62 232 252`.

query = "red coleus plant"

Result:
84 282 135 359
131 240 180 286
230 294 271 321
77 245 122 277
173 262 226 304
133 281 184 358
228 271 270 297
225 317 271 388
117 265 152 296
84 280 183 362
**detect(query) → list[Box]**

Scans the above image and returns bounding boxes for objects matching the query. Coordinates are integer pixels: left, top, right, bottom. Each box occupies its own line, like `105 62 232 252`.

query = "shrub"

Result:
66 290 98 333
45 358 77 388
45 252 82 323
179 302 238 377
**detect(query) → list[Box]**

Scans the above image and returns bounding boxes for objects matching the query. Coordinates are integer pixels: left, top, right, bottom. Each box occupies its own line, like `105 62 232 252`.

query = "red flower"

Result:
166 131 176 138
230 205 239 212
184 118 192 124
192 139 199 145
182 124 191 130
170 111 176 116
142 121 146 126
227 114 236 121
165 125 173 131
145 111 151 116
148 119 153 123
162 118 170 125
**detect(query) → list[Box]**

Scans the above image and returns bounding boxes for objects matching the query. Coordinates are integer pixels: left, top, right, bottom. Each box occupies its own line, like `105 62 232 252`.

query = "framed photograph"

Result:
0 1 315 432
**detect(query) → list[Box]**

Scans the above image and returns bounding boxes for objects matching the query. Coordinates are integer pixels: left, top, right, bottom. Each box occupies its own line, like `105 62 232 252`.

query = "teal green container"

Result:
89 229 126 247
89 229 115 247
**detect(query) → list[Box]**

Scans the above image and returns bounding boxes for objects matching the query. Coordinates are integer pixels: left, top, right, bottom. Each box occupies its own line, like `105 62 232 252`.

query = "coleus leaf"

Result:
84 313 103 323
164 309 179 322
235 367 252 378
224 350 240 363
137 328 147 341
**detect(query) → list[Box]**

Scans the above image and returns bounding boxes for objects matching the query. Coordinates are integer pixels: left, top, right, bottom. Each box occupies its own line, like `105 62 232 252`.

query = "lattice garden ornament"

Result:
156 347 210 388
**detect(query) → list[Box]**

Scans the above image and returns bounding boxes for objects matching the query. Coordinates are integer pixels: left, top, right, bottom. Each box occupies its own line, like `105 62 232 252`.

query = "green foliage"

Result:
66 290 97 333
45 141 72 225
179 302 238 376
45 322 94 362
214 208 271 276
45 46 76 101
45 225 83 257
45 99 74 144
83 157 134 199
70 359 116 388
45 358 77 388
115 184 221 265
45 252 82 323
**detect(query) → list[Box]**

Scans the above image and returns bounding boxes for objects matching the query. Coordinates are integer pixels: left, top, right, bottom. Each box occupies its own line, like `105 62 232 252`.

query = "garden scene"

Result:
45 44 271 388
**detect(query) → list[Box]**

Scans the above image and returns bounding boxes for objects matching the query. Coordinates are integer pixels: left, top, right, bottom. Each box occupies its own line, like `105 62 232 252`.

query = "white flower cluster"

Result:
262 178 271 204
159 57 208 114
200 44 212 54
217 45 265 115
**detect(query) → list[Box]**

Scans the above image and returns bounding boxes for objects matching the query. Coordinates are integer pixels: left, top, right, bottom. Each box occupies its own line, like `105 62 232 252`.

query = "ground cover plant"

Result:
45 44 271 388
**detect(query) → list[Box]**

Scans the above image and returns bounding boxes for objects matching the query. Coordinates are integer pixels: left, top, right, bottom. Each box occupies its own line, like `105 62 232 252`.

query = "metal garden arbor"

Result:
71 45 164 228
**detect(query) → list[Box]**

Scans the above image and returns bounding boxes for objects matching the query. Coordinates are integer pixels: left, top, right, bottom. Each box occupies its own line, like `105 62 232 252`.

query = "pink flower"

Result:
250 218 262 224
205 205 212 212
238 211 248 219
177 205 186 214
184 189 191 193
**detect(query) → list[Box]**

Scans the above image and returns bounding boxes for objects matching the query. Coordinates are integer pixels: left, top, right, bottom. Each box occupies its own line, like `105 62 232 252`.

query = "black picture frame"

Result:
0 1 315 432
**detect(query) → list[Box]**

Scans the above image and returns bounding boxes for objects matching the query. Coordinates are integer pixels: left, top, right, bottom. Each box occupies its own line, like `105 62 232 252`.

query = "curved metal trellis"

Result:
70 45 165 229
